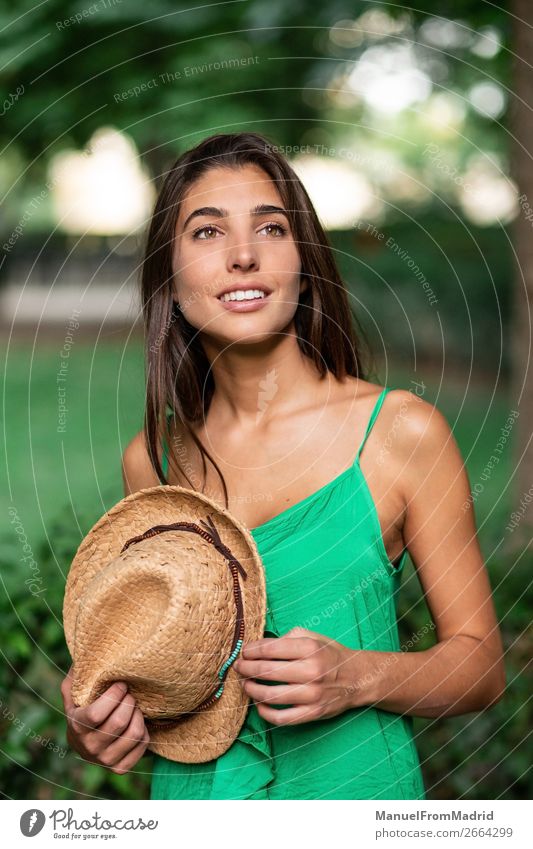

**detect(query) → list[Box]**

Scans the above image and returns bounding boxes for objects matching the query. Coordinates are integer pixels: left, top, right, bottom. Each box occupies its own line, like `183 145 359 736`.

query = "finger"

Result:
60 665 75 711
235 658 311 683
256 701 317 726
82 705 145 764
70 682 128 733
90 693 138 744
100 711 150 766
107 728 151 775
241 636 316 660
243 679 317 705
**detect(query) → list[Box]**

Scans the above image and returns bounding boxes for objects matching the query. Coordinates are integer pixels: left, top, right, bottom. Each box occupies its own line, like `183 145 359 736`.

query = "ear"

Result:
299 275 310 295
170 286 182 310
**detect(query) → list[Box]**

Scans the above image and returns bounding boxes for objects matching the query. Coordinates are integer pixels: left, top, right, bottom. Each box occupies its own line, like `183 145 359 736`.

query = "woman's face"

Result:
172 163 307 346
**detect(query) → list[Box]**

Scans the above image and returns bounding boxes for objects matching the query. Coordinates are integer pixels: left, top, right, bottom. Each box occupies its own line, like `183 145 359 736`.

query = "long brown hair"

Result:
140 131 373 506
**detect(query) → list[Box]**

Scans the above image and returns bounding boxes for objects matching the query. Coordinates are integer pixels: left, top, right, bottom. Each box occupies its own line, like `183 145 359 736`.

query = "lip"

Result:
217 292 272 312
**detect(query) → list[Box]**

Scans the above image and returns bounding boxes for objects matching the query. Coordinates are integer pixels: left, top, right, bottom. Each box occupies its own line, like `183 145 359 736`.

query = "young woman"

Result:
61 131 505 800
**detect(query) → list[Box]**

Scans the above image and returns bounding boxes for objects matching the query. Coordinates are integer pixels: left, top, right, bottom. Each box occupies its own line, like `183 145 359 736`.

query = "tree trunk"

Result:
509 0 533 551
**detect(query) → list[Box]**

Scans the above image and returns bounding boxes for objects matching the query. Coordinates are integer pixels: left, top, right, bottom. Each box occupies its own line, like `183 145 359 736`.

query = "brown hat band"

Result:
119 514 247 730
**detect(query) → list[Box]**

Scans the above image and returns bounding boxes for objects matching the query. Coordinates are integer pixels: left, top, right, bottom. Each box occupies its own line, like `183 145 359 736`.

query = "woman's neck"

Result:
200 332 330 430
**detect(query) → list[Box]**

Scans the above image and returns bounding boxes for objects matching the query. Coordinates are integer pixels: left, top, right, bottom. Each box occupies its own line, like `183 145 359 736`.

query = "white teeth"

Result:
219 289 267 302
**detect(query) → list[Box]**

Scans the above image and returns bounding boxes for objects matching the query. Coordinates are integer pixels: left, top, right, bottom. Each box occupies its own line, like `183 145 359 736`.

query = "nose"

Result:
225 231 259 273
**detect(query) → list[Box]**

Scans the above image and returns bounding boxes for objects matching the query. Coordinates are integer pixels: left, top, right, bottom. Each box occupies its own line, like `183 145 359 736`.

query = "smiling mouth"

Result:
217 289 268 303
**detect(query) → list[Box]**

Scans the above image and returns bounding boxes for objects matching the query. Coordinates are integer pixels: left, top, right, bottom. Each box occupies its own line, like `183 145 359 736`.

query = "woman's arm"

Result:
342 391 506 718
121 430 161 496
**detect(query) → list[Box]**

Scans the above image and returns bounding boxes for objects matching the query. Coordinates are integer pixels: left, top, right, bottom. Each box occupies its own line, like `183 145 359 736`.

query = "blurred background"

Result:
1 0 531 800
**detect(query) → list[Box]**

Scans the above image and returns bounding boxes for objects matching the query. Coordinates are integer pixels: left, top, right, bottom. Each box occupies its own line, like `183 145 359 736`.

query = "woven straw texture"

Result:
63 485 266 763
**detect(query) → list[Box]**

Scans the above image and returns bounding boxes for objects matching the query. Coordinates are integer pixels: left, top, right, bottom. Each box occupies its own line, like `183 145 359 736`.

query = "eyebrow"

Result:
181 203 289 231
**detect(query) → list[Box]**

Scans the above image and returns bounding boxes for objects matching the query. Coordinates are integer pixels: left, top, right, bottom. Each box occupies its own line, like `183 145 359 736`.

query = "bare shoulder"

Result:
383 387 456 450
121 429 160 496
381 387 466 494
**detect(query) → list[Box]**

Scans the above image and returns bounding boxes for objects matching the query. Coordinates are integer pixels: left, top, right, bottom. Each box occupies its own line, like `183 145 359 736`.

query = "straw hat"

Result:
63 485 266 764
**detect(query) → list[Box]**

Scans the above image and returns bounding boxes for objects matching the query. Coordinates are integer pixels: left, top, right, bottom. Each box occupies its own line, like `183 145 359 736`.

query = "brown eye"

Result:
259 222 286 237
193 225 220 240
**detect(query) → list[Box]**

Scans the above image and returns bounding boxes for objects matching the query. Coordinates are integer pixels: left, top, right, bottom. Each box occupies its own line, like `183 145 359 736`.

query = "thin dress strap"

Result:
354 387 390 465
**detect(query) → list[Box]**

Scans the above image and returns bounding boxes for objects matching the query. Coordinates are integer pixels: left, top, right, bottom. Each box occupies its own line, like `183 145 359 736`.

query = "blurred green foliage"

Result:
0 502 152 799
0 0 328 179
0 0 511 212
338 212 513 373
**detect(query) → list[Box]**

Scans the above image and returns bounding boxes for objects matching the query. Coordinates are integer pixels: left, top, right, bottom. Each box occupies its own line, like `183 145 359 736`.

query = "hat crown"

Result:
72 532 236 716
63 485 266 762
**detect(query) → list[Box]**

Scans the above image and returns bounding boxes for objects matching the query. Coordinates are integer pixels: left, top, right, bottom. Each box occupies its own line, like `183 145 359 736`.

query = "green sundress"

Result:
150 386 426 799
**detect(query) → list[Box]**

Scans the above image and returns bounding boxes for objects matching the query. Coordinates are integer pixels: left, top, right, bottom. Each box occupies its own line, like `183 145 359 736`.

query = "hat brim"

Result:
63 485 266 763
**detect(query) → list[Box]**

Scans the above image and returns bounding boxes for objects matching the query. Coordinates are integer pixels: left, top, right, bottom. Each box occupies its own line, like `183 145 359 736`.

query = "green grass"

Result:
2 338 146 546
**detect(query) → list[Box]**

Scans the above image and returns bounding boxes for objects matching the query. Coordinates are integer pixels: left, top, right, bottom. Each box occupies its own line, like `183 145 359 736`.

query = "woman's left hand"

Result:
232 626 356 725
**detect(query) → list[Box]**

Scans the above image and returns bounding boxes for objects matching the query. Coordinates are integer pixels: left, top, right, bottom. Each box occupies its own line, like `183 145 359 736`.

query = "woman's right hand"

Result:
61 665 150 774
